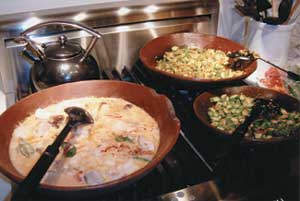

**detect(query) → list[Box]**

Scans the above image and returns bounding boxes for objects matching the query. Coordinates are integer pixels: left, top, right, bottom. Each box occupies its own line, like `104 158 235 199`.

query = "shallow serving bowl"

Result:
193 86 300 144
139 32 257 88
0 80 180 197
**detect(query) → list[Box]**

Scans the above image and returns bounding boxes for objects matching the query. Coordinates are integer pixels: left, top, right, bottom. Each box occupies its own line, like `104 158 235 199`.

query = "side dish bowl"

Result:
193 86 300 144
0 80 180 197
139 32 257 88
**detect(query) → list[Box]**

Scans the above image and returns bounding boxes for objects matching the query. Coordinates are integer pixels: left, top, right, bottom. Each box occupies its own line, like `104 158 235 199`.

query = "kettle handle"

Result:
21 20 104 62
15 36 46 60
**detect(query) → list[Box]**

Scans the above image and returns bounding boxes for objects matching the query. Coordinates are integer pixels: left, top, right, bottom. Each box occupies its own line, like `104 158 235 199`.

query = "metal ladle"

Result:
238 56 300 81
228 50 300 81
12 107 94 201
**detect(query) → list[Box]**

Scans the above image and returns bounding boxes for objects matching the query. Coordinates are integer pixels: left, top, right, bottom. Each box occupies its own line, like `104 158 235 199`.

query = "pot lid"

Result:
44 35 82 59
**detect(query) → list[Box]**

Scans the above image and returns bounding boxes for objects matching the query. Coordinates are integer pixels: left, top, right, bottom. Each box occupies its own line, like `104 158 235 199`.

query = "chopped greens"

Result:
247 111 300 139
18 138 35 158
133 156 150 162
208 94 300 139
208 94 254 133
156 46 244 79
284 80 300 99
115 135 134 143
62 142 77 157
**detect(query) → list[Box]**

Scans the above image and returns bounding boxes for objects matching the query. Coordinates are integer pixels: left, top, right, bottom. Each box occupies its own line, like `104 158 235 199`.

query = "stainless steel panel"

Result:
0 0 218 35
95 15 214 73
0 0 219 105
4 15 214 100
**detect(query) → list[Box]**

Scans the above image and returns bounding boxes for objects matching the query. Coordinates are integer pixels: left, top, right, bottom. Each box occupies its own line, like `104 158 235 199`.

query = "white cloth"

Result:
287 17 300 69
217 0 245 44
217 0 300 85
0 73 7 115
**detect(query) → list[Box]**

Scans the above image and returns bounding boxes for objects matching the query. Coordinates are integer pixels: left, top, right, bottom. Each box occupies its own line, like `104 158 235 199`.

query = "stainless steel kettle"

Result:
16 21 104 91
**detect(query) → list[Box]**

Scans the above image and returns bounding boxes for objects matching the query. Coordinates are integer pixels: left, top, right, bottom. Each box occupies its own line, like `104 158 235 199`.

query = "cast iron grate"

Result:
98 61 300 201
29 61 299 201
30 62 215 201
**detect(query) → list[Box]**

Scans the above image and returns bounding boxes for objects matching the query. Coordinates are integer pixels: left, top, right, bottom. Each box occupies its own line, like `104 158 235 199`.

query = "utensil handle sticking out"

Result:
11 123 73 201
215 104 260 175
231 107 260 144
258 58 300 81
216 99 280 175
287 71 300 82
11 146 59 201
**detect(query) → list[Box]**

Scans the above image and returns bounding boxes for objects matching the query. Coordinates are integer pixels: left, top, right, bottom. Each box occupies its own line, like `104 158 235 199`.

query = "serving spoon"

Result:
228 50 300 81
11 107 94 201
231 98 281 144
263 0 292 25
215 98 281 173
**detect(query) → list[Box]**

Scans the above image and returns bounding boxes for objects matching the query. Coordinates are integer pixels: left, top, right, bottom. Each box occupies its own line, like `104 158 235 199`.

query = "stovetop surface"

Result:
26 61 299 201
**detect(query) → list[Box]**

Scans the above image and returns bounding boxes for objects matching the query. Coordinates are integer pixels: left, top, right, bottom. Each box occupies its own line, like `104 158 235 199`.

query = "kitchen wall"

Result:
0 0 127 15
0 0 188 17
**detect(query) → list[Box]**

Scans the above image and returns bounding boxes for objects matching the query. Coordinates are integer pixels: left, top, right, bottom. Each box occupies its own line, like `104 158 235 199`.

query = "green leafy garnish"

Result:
133 156 150 162
62 142 77 157
115 135 133 143
18 138 35 158
66 146 76 157
284 80 299 98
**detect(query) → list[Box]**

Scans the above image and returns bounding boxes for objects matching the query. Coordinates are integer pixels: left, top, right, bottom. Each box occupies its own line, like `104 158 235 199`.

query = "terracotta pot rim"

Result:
0 80 180 192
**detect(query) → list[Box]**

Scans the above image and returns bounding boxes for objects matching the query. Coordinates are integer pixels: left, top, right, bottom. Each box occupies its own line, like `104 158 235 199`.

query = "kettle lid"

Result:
44 35 82 59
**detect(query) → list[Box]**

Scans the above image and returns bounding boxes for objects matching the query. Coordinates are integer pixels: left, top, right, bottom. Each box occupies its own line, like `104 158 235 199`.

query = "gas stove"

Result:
93 61 299 201
0 1 298 200
1 63 299 201
25 62 298 201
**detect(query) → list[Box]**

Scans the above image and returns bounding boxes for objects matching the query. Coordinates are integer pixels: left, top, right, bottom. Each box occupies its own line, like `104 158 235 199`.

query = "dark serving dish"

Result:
193 86 300 144
0 80 180 197
139 32 257 88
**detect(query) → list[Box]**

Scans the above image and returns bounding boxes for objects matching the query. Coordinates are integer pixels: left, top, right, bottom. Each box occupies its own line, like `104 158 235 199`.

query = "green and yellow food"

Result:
208 94 300 139
156 46 244 79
